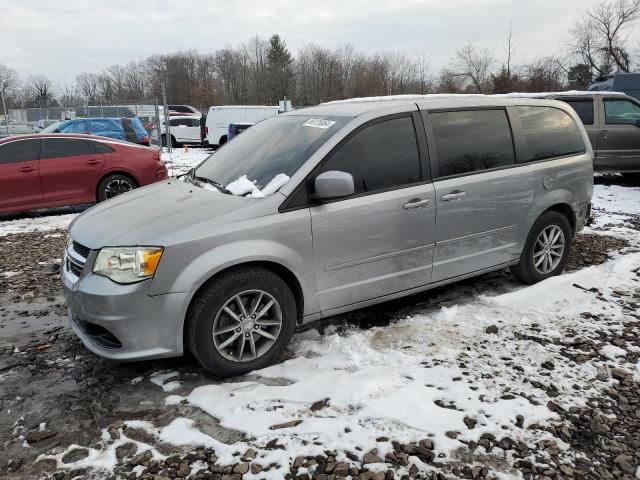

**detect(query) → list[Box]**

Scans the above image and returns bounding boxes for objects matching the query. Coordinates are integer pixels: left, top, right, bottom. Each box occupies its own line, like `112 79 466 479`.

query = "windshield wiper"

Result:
194 176 233 195
176 168 194 180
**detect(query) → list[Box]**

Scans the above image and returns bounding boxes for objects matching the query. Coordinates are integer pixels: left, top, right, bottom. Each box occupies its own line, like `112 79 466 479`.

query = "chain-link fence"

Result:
4 99 165 145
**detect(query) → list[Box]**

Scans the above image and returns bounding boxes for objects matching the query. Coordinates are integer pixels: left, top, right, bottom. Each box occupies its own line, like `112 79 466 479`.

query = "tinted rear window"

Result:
0 139 40 164
89 141 114 153
515 106 585 162
320 116 422 194
43 138 93 159
559 99 594 125
428 109 515 178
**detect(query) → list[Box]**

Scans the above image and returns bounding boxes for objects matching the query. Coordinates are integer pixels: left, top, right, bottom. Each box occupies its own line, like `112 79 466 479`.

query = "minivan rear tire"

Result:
186 267 297 377
510 211 572 284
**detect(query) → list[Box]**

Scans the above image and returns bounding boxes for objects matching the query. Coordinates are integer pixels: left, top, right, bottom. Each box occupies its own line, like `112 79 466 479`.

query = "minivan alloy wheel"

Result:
533 225 565 275
212 289 283 362
104 178 134 198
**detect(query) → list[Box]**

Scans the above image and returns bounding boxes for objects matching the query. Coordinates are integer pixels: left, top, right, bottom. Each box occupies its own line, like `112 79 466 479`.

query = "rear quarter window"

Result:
558 99 594 125
428 109 515 178
515 106 585 163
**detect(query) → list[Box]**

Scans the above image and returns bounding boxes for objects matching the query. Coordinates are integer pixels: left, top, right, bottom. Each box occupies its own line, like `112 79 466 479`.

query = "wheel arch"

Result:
95 170 140 201
181 260 306 354
528 190 579 236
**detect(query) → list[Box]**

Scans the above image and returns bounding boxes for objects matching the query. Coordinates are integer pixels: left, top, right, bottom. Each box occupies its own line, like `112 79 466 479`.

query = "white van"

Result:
205 106 280 147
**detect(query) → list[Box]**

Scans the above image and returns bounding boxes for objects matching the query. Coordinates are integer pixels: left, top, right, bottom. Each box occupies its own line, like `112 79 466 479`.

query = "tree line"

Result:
1 0 639 113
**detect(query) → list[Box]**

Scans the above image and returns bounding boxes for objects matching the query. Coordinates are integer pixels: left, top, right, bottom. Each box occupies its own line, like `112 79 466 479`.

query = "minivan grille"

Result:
72 241 90 259
67 257 84 277
66 239 91 278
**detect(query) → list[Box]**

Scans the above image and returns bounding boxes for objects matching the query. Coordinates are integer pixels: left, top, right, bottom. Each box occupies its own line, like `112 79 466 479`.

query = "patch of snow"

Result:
149 371 181 392
593 183 640 215
226 173 290 198
498 90 626 98
226 175 257 196
600 344 627 361
160 147 210 177
0 214 76 237
1 271 21 278
248 174 290 198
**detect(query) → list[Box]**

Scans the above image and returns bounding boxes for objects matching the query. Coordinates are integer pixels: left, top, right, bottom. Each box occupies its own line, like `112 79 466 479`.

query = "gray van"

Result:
61 96 593 376
511 92 640 173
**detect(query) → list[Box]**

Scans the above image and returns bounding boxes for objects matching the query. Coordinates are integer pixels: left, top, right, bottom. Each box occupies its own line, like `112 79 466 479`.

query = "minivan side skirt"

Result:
303 259 518 323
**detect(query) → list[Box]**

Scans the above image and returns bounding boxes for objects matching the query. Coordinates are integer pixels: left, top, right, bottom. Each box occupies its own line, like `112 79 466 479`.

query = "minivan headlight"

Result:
93 247 164 284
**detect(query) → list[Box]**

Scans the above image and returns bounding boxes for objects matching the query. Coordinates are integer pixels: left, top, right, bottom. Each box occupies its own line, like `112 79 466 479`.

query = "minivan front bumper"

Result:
61 247 189 361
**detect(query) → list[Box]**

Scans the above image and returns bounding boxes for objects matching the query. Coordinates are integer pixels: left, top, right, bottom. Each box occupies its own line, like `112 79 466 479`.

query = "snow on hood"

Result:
225 174 290 198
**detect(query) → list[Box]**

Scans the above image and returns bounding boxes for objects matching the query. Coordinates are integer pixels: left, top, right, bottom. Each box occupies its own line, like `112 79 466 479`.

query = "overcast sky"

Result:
0 0 622 84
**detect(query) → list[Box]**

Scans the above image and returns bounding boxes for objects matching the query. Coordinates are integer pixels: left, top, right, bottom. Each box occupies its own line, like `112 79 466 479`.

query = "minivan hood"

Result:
69 180 278 249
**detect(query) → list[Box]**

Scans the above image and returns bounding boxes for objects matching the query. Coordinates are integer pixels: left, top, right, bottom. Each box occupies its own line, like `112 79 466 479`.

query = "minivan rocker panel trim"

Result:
62 96 593 372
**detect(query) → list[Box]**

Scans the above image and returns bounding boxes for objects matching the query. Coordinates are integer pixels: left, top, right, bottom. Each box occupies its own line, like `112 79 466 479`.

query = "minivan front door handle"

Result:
599 130 608 139
441 191 466 201
403 198 431 210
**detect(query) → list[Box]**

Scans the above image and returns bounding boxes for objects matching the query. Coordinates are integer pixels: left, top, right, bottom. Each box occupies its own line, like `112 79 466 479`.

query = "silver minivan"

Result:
61 96 593 376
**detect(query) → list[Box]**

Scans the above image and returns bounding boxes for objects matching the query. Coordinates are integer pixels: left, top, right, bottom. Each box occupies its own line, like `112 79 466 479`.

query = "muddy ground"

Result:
0 223 633 480
1 173 639 479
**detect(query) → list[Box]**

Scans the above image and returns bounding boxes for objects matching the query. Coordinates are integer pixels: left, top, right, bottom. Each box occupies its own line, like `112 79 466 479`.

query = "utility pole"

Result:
154 98 162 148
1 92 8 136
161 83 172 153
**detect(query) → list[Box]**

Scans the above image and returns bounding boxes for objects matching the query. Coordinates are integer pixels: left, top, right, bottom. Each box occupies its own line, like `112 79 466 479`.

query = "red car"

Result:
0 134 168 214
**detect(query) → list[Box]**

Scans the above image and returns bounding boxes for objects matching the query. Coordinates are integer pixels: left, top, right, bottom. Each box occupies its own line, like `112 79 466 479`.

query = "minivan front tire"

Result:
510 211 572 284
186 267 297 377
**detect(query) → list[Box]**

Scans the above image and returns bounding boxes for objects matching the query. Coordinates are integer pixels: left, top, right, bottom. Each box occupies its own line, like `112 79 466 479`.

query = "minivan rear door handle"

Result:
19 165 36 173
441 191 466 201
403 198 431 210
86 158 102 165
599 130 608 139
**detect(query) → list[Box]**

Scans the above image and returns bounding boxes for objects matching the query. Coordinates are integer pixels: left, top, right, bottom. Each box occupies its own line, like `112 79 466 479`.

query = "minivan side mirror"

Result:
634 118 640 127
312 170 355 201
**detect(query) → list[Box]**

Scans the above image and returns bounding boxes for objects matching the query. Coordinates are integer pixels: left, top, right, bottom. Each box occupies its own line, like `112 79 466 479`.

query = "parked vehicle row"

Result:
205 105 280 147
0 134 167 214
62 96 593 376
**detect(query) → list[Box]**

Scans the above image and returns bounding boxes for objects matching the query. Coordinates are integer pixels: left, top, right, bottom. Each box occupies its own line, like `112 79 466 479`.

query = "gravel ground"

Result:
0 223 636 479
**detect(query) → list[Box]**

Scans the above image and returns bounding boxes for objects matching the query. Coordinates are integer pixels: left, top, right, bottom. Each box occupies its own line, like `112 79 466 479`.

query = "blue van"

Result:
589 72 640 100
45 117 150 145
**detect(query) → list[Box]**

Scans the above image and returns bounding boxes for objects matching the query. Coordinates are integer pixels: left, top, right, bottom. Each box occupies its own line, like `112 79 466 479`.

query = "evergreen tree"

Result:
267 34 294 102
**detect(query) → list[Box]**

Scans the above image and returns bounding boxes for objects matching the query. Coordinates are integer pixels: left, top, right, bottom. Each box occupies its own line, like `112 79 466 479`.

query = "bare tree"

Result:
0 64 19 99
454 43 495 93
571 0 640 76
76 72 102 104
505 22 516 77
27 75 55 106
56 80 81 109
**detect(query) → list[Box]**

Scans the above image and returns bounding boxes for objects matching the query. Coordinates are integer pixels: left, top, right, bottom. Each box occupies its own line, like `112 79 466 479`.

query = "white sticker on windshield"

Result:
303 118 336 129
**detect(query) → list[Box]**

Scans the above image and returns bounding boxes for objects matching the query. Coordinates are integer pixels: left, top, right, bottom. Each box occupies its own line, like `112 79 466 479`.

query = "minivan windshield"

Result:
194 114 350 191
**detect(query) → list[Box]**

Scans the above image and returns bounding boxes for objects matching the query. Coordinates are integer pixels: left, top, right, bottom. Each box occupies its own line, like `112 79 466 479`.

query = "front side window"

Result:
189 118 200 127
604 99 640 125
195 114 351 189
319 116 421 195
43 138 92 159
429 109 515 178
515 106 585 162
559 99 594 125
0 139 41 164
